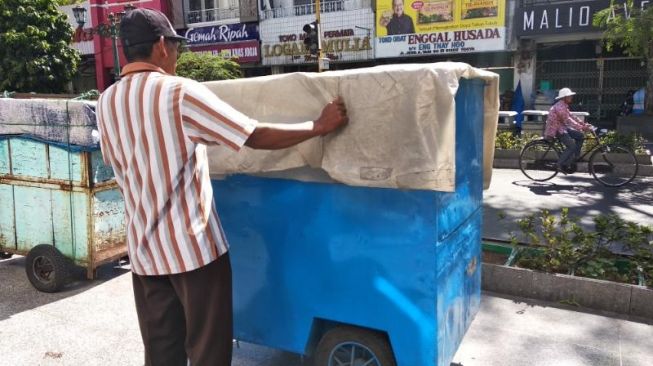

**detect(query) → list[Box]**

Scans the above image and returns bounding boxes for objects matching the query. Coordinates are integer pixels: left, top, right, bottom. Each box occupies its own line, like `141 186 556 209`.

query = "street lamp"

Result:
72 4 135 80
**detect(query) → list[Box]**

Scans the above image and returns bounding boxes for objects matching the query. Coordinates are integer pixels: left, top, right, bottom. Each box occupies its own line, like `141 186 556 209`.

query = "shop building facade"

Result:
514 0 650 124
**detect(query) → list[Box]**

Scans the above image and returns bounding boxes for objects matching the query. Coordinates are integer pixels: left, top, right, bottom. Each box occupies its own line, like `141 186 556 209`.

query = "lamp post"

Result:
73 4 135 80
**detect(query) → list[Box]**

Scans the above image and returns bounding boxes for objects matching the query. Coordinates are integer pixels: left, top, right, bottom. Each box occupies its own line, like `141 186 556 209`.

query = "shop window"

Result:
293 0 343 15
261 0 346 18
185 0 239 24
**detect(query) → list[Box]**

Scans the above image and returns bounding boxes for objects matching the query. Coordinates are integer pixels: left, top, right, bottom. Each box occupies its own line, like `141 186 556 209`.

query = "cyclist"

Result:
544 88 594 173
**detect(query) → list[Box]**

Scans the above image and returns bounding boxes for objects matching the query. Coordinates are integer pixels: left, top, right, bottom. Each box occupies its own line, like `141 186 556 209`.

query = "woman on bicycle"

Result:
543 88 594 173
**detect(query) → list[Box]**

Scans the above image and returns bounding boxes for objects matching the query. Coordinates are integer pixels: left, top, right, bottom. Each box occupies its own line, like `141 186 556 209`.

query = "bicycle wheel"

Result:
519 140 560 181
589 144 638 187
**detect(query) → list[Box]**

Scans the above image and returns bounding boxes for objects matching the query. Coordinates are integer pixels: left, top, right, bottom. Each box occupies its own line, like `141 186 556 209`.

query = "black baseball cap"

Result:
120 8 187 47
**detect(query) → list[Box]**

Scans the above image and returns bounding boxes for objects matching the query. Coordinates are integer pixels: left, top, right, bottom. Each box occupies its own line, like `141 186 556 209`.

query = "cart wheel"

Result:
25 245 71 293
0 252 12 259
313 326 396 366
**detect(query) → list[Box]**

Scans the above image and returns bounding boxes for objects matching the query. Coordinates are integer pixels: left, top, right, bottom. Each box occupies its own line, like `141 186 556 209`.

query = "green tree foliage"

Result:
175 52 242 82
594 1 653 114
0 0 80 93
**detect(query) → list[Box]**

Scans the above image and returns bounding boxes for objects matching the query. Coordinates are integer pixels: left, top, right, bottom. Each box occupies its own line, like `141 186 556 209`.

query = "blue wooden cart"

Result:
213 79 486 366
0 134 126 292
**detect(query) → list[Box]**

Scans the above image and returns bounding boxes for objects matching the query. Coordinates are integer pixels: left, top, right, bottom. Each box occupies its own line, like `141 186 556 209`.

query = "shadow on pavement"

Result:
0 255 129 322
512 180 589 196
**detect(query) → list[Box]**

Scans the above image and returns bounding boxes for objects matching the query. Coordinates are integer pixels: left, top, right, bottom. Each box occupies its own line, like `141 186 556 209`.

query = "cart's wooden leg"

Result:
86 266 96 280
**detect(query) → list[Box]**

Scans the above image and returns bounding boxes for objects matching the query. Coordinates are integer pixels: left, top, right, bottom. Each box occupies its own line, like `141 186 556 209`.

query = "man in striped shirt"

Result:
96 8 348 366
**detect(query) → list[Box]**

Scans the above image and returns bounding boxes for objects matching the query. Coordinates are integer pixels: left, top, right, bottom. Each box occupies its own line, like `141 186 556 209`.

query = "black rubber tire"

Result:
519 140 560 182
589 144 638 187
25 245 71 293
313 326 397 366
0 252 12 259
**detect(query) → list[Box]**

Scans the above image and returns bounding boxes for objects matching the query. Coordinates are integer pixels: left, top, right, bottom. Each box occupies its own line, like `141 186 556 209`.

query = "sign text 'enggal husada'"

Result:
517 0 651 36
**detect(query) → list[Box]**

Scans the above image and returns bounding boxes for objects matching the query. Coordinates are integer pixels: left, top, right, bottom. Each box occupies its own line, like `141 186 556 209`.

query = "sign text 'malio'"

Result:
517 0 651 36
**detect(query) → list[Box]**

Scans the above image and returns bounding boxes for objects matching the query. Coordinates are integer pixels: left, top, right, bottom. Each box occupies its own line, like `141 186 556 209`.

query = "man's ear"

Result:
154 36 167 58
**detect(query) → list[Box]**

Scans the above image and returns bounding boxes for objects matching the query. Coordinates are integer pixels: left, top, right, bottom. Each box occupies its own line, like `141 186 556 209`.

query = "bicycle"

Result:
518 128 639 187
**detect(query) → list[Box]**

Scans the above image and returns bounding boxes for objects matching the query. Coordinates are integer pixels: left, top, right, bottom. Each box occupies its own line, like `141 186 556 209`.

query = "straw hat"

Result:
555 88 577 100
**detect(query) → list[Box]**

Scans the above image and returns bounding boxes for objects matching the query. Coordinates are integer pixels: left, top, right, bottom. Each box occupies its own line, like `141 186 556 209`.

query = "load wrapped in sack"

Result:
204 62 499 192
0 98 97 149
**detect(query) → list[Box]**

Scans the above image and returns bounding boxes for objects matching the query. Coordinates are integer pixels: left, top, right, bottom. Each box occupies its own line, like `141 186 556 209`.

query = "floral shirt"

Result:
544 100 588 138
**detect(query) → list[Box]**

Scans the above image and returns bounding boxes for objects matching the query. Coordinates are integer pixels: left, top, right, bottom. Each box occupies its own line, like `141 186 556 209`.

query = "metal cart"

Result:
213 79 486 366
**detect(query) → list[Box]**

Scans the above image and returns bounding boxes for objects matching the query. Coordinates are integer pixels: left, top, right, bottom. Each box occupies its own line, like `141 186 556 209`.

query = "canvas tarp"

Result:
204 62 499 192
0 98 98 148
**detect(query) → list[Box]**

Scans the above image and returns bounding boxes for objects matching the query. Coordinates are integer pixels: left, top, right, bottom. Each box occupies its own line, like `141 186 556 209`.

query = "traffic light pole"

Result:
315 0 323 72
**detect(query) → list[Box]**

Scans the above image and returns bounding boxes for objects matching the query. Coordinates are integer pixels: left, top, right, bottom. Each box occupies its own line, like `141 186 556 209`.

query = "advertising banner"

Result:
375 0 506 58
185 23 260 45
185 23 260 63
189 40 261 63
260 8 375 65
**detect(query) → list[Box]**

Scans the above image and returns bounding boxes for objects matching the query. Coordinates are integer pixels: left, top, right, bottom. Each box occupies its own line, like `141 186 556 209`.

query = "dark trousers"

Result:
558 130 585 167
132 253 233 366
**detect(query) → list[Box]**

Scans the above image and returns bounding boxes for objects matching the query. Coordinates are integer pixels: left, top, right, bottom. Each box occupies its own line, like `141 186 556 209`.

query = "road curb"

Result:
482 263 653 319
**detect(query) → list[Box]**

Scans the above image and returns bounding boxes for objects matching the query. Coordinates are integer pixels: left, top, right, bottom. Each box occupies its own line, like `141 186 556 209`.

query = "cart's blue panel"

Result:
214 79 485 366
10 139 48 178
91 149 115 184
49 145 83 182
92 188 126 254
14 186 54 252
51 191 89 260
0 140 9 174
0 184 15 250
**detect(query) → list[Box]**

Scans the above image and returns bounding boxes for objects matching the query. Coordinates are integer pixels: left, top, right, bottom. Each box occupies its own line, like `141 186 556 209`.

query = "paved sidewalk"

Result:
1 256 651 366
452 294 653 366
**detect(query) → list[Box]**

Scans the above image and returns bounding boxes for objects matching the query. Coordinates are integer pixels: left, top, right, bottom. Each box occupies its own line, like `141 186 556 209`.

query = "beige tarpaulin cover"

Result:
204 62 499 192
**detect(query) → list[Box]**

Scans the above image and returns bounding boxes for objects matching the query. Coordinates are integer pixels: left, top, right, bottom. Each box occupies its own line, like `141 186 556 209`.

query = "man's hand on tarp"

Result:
315 96 348 136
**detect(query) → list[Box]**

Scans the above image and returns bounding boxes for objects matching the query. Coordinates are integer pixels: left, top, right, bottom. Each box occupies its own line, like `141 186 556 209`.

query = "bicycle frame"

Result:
553 129 605 161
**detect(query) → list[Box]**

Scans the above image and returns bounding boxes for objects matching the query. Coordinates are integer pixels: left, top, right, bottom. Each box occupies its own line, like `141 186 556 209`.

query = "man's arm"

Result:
560 105 589 131
180 81 347 151
245 97 348 150
566 115 591 131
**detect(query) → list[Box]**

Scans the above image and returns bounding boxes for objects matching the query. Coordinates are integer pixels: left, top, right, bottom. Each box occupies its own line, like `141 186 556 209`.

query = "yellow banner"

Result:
376 0 505 36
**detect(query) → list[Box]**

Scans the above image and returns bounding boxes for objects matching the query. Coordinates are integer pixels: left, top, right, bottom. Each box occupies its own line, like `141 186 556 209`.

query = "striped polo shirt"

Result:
96 62 257 276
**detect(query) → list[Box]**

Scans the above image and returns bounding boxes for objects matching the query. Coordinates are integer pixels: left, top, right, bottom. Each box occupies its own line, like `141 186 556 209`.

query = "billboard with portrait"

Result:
375 0 506 58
